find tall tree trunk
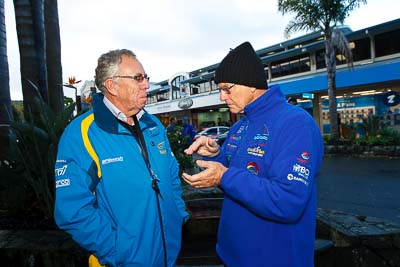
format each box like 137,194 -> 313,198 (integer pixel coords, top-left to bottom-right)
45,0 -> 63,115
13,0 -> 48,120
325,32 -> 339,139
0,0 -> 13,124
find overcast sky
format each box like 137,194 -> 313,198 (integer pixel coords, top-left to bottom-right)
4,0 -> 400,100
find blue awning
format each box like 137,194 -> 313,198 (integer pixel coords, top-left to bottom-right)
273,58 -> 400,95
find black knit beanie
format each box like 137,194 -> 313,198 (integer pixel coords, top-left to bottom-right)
214,41 -> 268,89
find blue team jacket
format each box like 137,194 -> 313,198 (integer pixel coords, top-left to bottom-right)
208,85 -> 324,267
54,94 -> 188,266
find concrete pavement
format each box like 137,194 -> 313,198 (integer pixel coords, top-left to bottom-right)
317,155 -> 400,224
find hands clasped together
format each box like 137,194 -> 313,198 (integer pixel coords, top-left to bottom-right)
182,136 -> 227,188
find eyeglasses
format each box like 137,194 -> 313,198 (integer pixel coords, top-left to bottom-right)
217,83 -> 236,94
113,74 -> 150,83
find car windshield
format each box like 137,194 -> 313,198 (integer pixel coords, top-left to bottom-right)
220,128 -> 229,134
206,128 -> 218,135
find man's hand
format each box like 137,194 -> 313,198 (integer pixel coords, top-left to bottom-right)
184,136 -> 220,157
182,160 -> 227,188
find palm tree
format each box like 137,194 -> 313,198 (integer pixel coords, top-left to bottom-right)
13,0 -> 48,121
44,0 -> 64,115
278,0 -> 367,139
0,0 -> 13,124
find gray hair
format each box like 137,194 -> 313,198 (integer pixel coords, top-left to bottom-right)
95,49 -> 136,93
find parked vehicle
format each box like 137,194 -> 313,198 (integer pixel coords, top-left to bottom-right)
214,132 -> 228,145
193,126 -> 229,144
199,121 -> 216,130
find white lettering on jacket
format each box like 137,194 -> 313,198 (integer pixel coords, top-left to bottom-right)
56,178 -> 71,188
55,165 -> 67,176
102,156 -> 124,165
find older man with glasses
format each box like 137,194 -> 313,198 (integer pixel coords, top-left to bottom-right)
183,42 -> 324,267
54,49 -> 188,267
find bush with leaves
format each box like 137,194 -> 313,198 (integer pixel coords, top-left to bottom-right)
341,124 -> 357,140
365,127 -> 400,146
1,93 -> 74,220
352,115 -> 400,146
166,125 -> 194,175
357,115 -> 384,139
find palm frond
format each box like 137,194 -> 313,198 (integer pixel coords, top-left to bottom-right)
332,28 -> 353,67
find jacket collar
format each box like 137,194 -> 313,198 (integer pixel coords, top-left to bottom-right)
243,84 -> 286,122
92,93 -> 157,133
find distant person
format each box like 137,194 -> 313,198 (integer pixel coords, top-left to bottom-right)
182,42 -> 324,266
167,116 -> 177,133
288,97 -> 298,105
54,49 -> 188,266
181,116 -> 196,145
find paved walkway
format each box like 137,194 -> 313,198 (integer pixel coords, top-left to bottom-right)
317,155 -> 400,224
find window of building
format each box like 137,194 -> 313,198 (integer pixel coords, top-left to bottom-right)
316,49 -> 326,69
171,76 -> 187,100
271,54 -> 310,78
157,91 -> 169,102
197,82 -> 208,94
375,29 -> 400,57
352,38 -> 371,61
191,85 -> 200,95
171,85 -> 181,100
146,94 -> 157,104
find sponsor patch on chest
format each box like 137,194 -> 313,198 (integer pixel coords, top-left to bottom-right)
247,146 -> 265,157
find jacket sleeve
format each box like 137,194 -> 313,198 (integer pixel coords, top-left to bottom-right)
54,127 -> 118,266
219,120 -> 323,223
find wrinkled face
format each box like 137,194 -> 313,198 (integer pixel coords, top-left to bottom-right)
105,55 -> 150,117
218,83 -> 255,114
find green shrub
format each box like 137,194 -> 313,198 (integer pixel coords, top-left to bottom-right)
166,126 -> 194,176
357,115 -> 384,139
2,94 -> 74,219
368,127 -> 400,146
341,124 -> 357,140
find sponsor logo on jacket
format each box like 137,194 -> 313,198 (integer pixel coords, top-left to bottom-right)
253,134 -> 269,141
237,126 -> 246,134
157,142 -> 167,154
229,134 -> 241,142
247,146 -> 265,157
55,165 -> 67,176
102,156 -> 124,165
297,151 -> 310,164
292,163 -> 310,179
56,178 -> 71,188
149,126 -> 159,136
247,162 -> 260,175
254,124 -> 269,141
287,173 -> 308,186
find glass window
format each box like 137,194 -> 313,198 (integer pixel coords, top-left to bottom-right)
191,85 -> 200,95
199,83 -> 208,94
220,128 -> 229,134
271,54 -> 310,78
375,29 -> 400,57
352,38 -> 371,61
146,94 -> 157,104
206,128 -> 218,135
316,49 -> 326,69
171,76 -> 187,100
157,91 -> 169,102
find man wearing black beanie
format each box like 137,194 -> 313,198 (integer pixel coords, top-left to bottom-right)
183,41 -> 324,267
